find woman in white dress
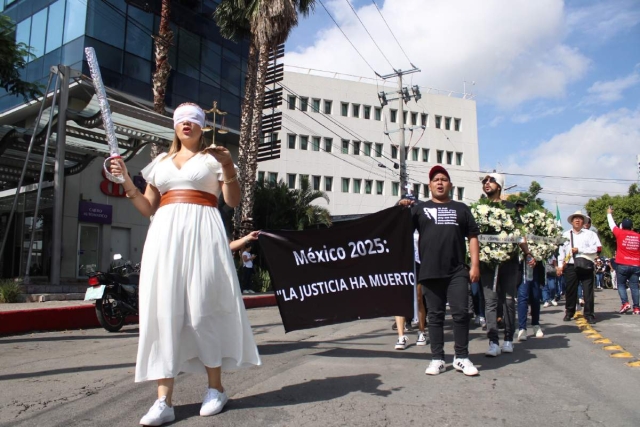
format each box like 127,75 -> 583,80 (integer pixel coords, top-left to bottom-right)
111,103 -> 261,426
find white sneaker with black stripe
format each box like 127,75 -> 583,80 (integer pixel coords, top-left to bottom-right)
416,332 -> 428,346
425,359 -> 446,375
394,335 -> 408,350
453,358 -> 479,376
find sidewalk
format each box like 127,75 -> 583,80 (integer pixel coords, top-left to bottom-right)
0,292 -> 276,336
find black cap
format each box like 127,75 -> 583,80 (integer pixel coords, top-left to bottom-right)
621,219 -> 633,230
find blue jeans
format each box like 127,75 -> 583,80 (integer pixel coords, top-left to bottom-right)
595,273 -> 604,288
616,264 -> 640,308
556,275 -> 565,297
542,275 -> 557,303
471,281 -> 485,317
517,280 -> 541,330
578,283 -> 583,300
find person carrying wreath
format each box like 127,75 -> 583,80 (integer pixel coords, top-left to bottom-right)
110,102 -> 261,426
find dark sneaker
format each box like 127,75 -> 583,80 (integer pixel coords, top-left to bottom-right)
563,314 -> 573,321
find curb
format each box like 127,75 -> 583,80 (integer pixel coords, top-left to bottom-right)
0,294 -> 276,336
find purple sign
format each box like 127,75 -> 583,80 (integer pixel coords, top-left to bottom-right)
78,201 -> 112,224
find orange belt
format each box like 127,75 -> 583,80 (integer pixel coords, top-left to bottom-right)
159,190 -> 218,208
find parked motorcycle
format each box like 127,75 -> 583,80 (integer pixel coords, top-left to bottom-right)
84,254 -> 140,332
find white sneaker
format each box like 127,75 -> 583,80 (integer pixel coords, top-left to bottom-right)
533,325 -> 544,338
394,335 -> 408,350
425,359 -> 446,375
502,341 -> 514,353
485,342 -> 501,357
453,357 -> 479,376
543,301 -> 550,308
416,332 -> 428,346
200,388 -> 228,416
139,396 -> 175,426
551,300 -> 558,307
517,329 -> 527,342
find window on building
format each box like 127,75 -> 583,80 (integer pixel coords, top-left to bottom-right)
300,136 -> 308,150
435,115 -> 442,128
454,118 -> 461,131
456,152 -> 463,166
64,0 -> 87,44
363,106 -> 371,119
437,150 -> 444,163
287,134 -> 296,149
446,151 -> 453,165
300,97 -> 309,112
268,172 -> 278,184
364,180 -> 372,194
422,148 -> 429,162
287,174 -> 296,189
391,145 -> 398,159
353,141 -> 360,155
411,112 -> 418,126
324,100 -> 333,114
312,137 -> 321,151
352,104 -> 360,118
413,183 -> 420,199
390,109 -> 397,123
325,176 -> 333,192
375,143 -> 383,157
445,117 -> 451,130
300,175 -> 309,187
46,0 -> 66,54
392,182 -> 400,197
423,184 -> 430,199
457,187 -> 465,201
421,113 -> 428,127
324,137 -> 333,153
312,98 -> 321,112
341,140 -> 349,154
364,142 -> 372,157
342,178 -> 350,193
403,111 -> 408,125
449,187 -> 454,199
313,175 -> 321,191
374,107 -> 382,121
411,148 -> 419,161
29,8 -> 47,59
376,180 -> 384,195
288,95 -> 296,110
353,179 -> 362,194
257,171 -> 265,182
341,102 -> 349,117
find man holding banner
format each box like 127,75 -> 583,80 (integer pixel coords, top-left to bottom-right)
401,165 -> 481,376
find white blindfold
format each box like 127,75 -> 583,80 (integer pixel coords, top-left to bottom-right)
173,104 -> 205,129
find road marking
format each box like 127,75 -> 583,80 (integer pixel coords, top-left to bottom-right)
573,314 -> 640,368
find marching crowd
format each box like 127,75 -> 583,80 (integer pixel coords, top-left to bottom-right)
396,167 -> 640,377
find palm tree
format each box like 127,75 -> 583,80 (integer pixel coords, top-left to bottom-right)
214,0 -> 316,238
292,177 -> 331,230
150,0 -> 173,159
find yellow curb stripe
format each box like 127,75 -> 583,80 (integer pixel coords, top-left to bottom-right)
585,334 -> 603,339
603,345 -> 624,351
610,352 -> 634,358
626,361 -> 640,367
592,338 -> 612,344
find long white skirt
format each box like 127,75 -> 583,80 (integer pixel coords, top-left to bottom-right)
135,203 -> 261,382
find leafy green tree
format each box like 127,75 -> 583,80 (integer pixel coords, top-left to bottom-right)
0,15 -> 41,101
507,180 -> 545,210
585,184 -> 640,255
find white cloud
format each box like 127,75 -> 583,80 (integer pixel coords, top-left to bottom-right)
503,108 -> 640,225
286,0 -> 590,108
511,106 -> 566,124
488,116 -> 504,127
567,0 -> 640,43
581,70 -> 640,105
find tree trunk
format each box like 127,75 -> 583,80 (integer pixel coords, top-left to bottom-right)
150,0 -> 173,159
234,40 -> 270,239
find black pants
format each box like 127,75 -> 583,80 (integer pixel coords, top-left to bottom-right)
481,257 -> 519,343
564,265 -> 595,319
423,270 -> 470,360
242,267 -> 254,291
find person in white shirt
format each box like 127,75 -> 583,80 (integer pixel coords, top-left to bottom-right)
241,243 -> 257,294
557,211 -> 601,324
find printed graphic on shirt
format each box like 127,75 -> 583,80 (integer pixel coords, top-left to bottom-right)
423,206 -> 459,225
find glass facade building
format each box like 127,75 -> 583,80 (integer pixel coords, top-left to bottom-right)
0,0 -> 249,131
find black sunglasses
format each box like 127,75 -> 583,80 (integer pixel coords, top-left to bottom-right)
482,177 -> 497,185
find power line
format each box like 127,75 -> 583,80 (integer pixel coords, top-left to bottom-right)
318,0 -> 380,77
343,0 -> 395,71
370,0 -> 414,67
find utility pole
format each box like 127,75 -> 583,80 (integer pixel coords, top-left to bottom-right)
379,67 -> 421,196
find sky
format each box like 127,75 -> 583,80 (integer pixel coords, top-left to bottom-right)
285,0 -> 640,227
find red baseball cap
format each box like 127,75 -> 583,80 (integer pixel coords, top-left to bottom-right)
429,165 -> 450,181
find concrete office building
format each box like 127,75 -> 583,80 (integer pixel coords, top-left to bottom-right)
258,70 -> 482,218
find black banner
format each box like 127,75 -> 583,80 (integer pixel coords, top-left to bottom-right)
258,206 -> 415,332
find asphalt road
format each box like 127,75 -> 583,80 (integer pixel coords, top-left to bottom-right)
1,288 -> 639,427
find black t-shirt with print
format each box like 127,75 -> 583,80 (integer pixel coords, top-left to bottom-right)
411,200 -> 479,281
